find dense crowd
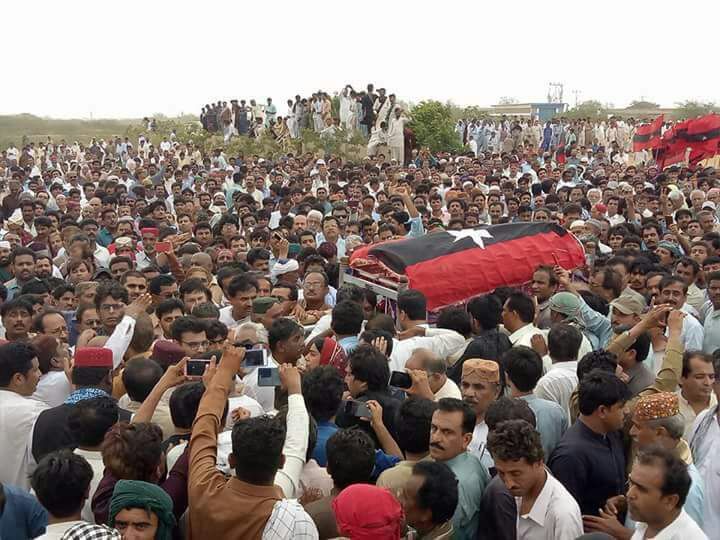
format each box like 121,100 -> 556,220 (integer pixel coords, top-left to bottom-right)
0,87 -> 719,540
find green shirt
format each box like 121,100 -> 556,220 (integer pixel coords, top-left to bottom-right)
442,452 -> 490,540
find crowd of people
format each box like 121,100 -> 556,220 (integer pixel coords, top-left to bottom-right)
0,87 -> 720,539
200,84 -> 412,155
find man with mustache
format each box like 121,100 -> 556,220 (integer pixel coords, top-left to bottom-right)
429,398 -> 490,540
0,240 -> 12,282
658,276 -> 704,351
461,359 -> 502,471
488,419 -> 583,540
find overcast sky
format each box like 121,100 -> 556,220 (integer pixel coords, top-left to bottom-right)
4,0 -> 717,119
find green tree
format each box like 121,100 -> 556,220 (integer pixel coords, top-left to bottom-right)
564,100 -> 607,120
673,100 -> 719,120
409,101 -> 463,153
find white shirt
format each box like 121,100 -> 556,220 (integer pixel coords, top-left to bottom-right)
516,470 -> 583,540
689,409 -> 720,539
269,210 -> 295,230
242,355 -> 279,413
509,324 -> 551,373
468,421 -> 493,470
73,448 -> 104,523
388,329 -> 466,372
631,509 -> 708,540
93,244 -> 111,269
225,394 -> 264,429
434,377 -> 462,401
219,306 -> 251,331
32,371 -> 73,408
0,389 -> 47,490
534,361 -> 579,422
677,390 -> 717,441
34,520 -> 87,540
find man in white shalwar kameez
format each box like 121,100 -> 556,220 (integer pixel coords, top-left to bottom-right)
0,342 -> 47,490
367,122 -> 389,157
388,107 -> 409,164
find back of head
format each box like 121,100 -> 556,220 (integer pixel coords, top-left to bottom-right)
365,313 -> 396,337
31,449 -> 93,518
547,323 -> 583,363
348,343 -> 390,392
122,358 -> 163,402
466,294 -> 503,330
503,346 -> 543,392
485,396 -> 536,431
101,422 -> 163,481
326,428 -> 375,489
436,307 -> 472,338
302,365 -> 344,422
578,369 -> 631,416
330,301 -> 364,336
268,317 -> 302,352
397,397 -> 437,455
169,382 -> 206,430
411,461 -> 459,526
231,415 -> 286,484
68,395 -> 119,448
577,350 -> 618,380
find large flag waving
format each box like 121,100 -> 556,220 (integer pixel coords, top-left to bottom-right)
684,113 -> 720,165
633,115 -> 664,151
350,223 -> 585,310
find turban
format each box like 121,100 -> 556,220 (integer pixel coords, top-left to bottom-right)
462,359 -> 500,384
548,292 -> 585,327
657,241 -> 682,259
332,484 -> 403,540
109,480 -> 175,540
7,209 -> 24,226
270,258 -> 299,282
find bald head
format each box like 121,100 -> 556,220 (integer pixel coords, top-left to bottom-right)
406,348 -> 445,374
190,252 -> 213,272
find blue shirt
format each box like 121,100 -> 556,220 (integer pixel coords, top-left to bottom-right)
0,484 -> 48,539
312,421 -> 338,467
519,394 -> 568,460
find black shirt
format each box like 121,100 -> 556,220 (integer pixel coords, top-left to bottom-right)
476,475 -> 516,540
335,389 -> 401,448
32,403 -> 131,462
548,419 -> 626,516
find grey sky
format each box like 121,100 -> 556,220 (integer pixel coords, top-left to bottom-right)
4,0 -> 717,119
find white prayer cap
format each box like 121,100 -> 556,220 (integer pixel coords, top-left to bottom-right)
0,241 -> 10,249
7,209 -> 24,226
271,259 -> 299,282
316,159 -> 326,165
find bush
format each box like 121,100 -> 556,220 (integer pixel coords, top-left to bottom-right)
409,101 -> 464,153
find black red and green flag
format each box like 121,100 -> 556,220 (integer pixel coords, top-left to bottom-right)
350,223 -> 585,310
632,115 -> 664,152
